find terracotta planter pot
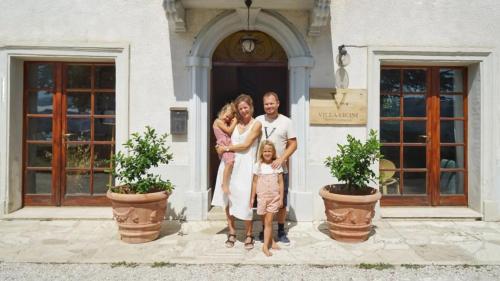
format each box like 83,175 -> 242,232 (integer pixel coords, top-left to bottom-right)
107,190 -> 169,243
319,185 -> 381,243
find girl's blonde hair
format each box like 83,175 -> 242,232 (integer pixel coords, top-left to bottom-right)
217,102 -> 236,119
258,140 -> 277,163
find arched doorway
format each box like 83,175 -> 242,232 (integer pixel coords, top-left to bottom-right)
209,31 -> 289,198
185,10 -> 313,220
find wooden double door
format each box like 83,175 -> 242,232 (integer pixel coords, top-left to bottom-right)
380,66 -> 468,206
23,62 -> 116,206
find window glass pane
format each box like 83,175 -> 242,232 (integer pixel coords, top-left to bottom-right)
66,171 -> 90,195
95,94 -> 115,115
95,65 -> 115,89
27,118 -> 52,141
403,95 -> 426,117
440,120 -> 464,143
67,118 -> 91,141
403,147 -> 426,168
380,146 -> 400,168
440,146 -> 465,169
93,172 -> 114,194
28,91 -> 53,114
403,121 -> 426,143
66,93 -> 91,115
66,144 -> 91,168
380,95 -> 400,117
440,171 -> 464,195
403,69 -> 426,93
403,172 -> 426,195
94,118 -> 115,141
440,69 -> 463,92
28,64 -> 54,89
380,121 -> 400,143
440,95 -> 464,118
380,69 -> 400,93
26,170 -> 52,194
94,145 -> 113,168
66,65 -> 91,88
28,144 -> 52,167
380,171 -> 400,195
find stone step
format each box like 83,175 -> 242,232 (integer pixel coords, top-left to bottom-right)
380,207 -> 482,220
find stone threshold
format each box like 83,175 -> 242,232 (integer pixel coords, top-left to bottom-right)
1,207 -> 113,220
380,206 -> 482,220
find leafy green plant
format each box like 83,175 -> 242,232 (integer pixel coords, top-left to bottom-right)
324,129 -> 382,194
109,126 -> 174,194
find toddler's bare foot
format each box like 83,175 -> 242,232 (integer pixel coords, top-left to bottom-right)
271,240 -> 280,250
262,245 -> 273,257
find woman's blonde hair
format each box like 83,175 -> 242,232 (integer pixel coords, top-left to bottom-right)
234,94 -> 254,121
217,102 -> 236,119
258,140 -> 277,163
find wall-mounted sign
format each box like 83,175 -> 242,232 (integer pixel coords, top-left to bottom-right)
309,88 -> 367,125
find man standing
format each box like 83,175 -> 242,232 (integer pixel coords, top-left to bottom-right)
256,91 -> 297,245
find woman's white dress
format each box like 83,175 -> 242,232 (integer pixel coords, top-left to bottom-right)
211,120 -> 259,220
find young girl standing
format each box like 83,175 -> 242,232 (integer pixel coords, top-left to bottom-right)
213,103 -> 237,195
250,140 -> 284,256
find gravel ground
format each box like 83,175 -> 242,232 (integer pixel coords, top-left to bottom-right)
1,262 -> 499,281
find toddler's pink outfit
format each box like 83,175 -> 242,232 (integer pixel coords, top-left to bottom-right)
254,163 -> 283,215
213,125 -> 235,164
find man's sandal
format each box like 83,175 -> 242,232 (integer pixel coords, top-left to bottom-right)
225,233 -> 237,248
244,235 -> 254,250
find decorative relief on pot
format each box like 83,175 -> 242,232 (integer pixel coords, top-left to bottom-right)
113,207 -> 134,223
328,209 -> 351,222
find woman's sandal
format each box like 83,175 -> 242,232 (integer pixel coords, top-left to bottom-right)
244,235 -> 254,250
225,233 -> 237,248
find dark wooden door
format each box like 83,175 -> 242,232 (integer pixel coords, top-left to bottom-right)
380,66 -> 468,206
209,65 -> 288,197
23,62 -> 115,206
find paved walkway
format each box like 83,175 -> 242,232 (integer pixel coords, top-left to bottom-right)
0,219 -> 500,265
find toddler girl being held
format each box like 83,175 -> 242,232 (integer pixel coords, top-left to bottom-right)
213,102 -> 237,194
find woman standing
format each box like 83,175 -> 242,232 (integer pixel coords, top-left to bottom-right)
212,94 -> 261,250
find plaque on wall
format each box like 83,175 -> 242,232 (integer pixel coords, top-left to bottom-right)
309,88 -> 367,125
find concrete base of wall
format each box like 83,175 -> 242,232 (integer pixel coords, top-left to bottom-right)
483,200 -> 500,221
184,189 -> 210,221
289,190 -> 313,221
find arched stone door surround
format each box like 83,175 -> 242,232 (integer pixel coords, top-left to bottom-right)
185,9 -> 314,220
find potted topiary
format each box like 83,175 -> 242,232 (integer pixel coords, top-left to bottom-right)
320,129 -> 382,243
107,126 -> 174,243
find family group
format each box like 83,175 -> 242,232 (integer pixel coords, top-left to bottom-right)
211,92 -> 297,257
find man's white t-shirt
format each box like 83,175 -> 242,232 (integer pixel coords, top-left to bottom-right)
256,114 -> 296,173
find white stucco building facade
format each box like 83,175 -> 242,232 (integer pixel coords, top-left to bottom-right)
1,0 -> 499,221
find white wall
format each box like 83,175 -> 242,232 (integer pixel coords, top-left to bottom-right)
1,0 -> 499,221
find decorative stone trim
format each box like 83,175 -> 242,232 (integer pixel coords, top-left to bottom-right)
308,0 -> 331,37
164,0 -> 187,32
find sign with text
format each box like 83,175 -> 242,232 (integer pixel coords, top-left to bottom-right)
309,88 -> 367,125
